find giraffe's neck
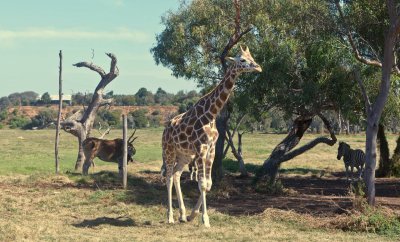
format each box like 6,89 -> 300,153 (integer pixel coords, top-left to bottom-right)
193,65 -> 240,119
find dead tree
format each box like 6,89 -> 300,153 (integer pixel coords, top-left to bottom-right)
61,53 -> 119,171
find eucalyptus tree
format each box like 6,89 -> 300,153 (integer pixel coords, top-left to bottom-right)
152,0 -> 268,181
152,0 -> 368,184
335,0 -> 400,205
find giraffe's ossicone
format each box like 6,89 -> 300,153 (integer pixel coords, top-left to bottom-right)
162,45 -> 262,227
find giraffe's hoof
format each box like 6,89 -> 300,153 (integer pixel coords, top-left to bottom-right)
179,217 -> 187,223
202,215 -> 210,228
167,216 -> 175,224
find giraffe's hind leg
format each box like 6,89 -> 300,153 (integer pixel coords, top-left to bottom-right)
164,150 -> 176,224
173,159 -> 187,222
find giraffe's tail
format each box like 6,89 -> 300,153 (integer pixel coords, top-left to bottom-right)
160,160 -> 166,177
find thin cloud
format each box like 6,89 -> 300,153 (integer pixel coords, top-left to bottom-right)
0,28 -> 149,42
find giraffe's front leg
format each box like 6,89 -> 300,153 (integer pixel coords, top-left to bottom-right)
199,176 -> 210,227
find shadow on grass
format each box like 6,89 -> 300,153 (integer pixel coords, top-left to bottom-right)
223,159 -> 324,177
66,170 -> 199,206
279,168 -> 324,176
73,216 -> 136,228
222,158 -> 259,174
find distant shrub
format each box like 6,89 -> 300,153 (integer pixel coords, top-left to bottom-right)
130,109 -> 149,128
24,109 -> 57,129
0,110 -> 7,121
151,110 -> 160,116
9,116 -> 30,129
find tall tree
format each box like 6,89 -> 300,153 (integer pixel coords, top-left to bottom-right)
335,0 -> 400,205
152,0 -> 259,181
61,53 -> 118,171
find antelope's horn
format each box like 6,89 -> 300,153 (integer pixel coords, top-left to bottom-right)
128,129 -> 137,143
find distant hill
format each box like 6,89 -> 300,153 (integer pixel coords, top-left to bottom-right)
8,105 -> 178,120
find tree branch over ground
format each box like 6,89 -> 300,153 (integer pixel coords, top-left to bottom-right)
257,113 -> 337,182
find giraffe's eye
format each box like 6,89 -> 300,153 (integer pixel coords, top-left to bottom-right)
240,59 -> 246,63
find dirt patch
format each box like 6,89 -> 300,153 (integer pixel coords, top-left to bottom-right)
207,173 -> 400,217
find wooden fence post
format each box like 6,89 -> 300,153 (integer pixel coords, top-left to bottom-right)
122,114 -> 128,189
55,50 -> 63,174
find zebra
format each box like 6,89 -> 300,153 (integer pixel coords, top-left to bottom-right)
337,141 -> 365,181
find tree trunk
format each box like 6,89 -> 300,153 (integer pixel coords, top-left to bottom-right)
258,116 -> 313,181
364,120 -> 378,205
338,111 -> 343,134
345,119 -> 350,135
212,106 -> 229,182
391,135 -> 400,176
237,132 -> 248,176
75,132 -> 87,170
226,129 -> 248,177
376,123 -> 392,177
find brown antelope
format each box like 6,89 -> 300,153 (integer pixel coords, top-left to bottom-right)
82,129 -> 138,175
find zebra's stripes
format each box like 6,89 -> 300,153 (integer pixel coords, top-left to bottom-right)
337,141 -> 365,181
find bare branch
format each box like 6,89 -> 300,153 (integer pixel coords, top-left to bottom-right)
278,114 -> 336,163
317,112 -> 337,143
220,0 -> 253,72
73,62 -> 106,78
335,1 -> 383,68
98,122 -> 111,139
100,98 -> 113,107
354,68 -> 372,112
106,52 -> 118,76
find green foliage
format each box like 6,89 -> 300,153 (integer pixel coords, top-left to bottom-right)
130,109 -> 149,128
0,110 -> 7,121
8,116 -> 30,129
154,87 -> 173,105
255,177 -> 285,195
24,109 -> 57,129
39,92 -> 52,105
7,91 -> 38,106
135,88 -> 155,106
346,207 -> 400,237
97,109 -> 122,127
0,96 -> 11,109
152,0 -> 367,124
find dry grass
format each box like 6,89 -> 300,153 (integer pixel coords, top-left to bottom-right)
0,128 -> 398,241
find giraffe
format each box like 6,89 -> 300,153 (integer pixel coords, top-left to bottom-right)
162,45 -> 262,227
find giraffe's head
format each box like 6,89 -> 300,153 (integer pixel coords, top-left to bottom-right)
226,45 -> 262,73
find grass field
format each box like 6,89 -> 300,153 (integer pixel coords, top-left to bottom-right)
0,128 -> 399,241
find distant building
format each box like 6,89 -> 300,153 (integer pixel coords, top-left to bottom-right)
37,94 -> 72,105
50,95 -> 72,105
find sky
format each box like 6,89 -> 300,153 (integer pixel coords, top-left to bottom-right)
0,0 -> 198,97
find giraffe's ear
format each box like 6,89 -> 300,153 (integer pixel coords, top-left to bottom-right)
225,56 -> 235,63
